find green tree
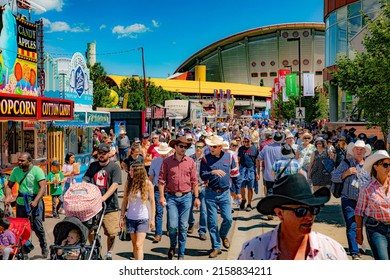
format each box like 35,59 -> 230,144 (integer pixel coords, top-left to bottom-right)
333,3 -> 390,142
118,77 -> 185,110
88,62 -> 111,109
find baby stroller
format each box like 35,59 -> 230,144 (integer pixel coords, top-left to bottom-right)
1,202 -> 33,260
49,182 -> 105,260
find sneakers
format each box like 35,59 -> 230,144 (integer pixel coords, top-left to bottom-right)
187,225 -> 194,234
105,252 -> 112,260
352,254 -> 360,260
209,249 -> 222,258
222,237 -> 230,249
152,235 -> 161,243
52,214 -> 60,219
245,205 -> 252,212
239,199 -> 247,210
58,209 -> 65,214
41,247 -> 49,259
199,234 -> 207,241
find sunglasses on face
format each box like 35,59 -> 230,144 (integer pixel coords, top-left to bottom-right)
379,162 -> 390,169
178,144 -> 188,149
195,145 -> 204,149
231,144 -> 238,147
98,151 -> 108,155
243,140 -> 250,143
280,206 -> 321,218
303,138 -> 311,140
209,146 -> 221,149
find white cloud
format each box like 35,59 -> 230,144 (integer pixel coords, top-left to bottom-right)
100,24 -> 107,30
152,20 -> 159,28
42,18 -> 89,33
112,24 -> 149,39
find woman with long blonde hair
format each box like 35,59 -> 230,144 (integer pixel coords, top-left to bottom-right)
120,162 -> 155,260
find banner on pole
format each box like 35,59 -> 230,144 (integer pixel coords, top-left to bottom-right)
282,87 -> 289,102
303,73 -> 315,97
286,73 -> 298,97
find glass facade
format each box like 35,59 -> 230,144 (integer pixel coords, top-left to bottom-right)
325,0 -> 384,67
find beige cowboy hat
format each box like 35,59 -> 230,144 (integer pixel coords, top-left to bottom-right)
205,135 -> 224,147
346,140 -> 371,157
154,142 -> 173,155
168,136 -> 193,149
222,141 -> 230,150
363,150 -> 390,172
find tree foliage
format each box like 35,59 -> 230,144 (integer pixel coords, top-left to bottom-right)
118,77 -> 185,110
333,3 -> 390,142
88,62 -> 111,109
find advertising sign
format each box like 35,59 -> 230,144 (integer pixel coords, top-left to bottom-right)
40,98 -> 74,120
0,6 -> 38,96
164,100 -> 189,118
87,111 -> 110,126
153,107 -> 165,119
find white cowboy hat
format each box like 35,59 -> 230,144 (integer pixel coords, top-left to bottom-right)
347,140 -> 371,157
205,135 -> 224,147
363,150 -> 390,172
222,141 -> 230,150
119,130 -> 126,134
154,142 -> 173,155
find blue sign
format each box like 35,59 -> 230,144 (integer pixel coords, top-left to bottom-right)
74,66 -> 85,97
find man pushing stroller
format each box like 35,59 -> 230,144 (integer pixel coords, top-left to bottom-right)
83,143 -> 122,260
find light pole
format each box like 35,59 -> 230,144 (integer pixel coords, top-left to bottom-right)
287,37 -> 301,107
138,47 -> 148,108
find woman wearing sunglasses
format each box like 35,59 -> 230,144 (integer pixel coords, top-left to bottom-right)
238,174 -> 348,260
296,132 -> 315,178
355,150 -> 390,260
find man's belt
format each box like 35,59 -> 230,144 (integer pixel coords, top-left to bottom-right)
167,191 -> 191,197
206,187 -> 229,193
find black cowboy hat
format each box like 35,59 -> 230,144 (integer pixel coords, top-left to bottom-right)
257,174 -> 330,215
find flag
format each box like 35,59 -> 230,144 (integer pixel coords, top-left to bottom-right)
286,73 -> 299,97
226,89 -> 231,100
282,87 -> 289,102
303,73 -> 315,97
213,89 -> 218,99
220,89 -> 224,99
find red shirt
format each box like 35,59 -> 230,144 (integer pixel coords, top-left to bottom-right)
158,154 -> 197,193
147,143 -> 161,159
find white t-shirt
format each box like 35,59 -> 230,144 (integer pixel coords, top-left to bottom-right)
126,191 -> 149,220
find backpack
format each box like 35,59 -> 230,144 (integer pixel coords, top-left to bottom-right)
330,159 -> 351,198
322,149 -> 335,175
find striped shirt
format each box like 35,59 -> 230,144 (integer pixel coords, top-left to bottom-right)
237,224 -> 348,260
355,177 -> 390,223
272,158 -> 302,180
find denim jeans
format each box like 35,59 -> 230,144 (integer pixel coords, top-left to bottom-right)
365,217 -> 390,260
166,192 -> 192,258
188,189 -> 207,235
341,198 -> 359,255
205,188 -> 232,250
16,199 -> 47,250
154,189 -> 166,237
52,194 -> 63,216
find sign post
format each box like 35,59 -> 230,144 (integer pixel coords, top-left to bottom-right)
296,107 -> 305,119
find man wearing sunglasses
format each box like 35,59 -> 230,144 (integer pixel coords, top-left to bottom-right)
158,136 -> 200,260
238,174 -> 348,260
83,143 -> 122,260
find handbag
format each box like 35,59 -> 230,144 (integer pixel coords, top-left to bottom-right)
331,159 -> 351,198
322,149 -> 335,175
118,227 -> 131,241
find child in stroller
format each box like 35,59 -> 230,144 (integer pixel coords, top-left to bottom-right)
56,228 -> 81,260
0,217 -> 16,260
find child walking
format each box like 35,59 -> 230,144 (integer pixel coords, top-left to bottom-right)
0,217 -> 16,260
47,160 -> 65,218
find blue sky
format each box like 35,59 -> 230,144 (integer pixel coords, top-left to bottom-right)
4,0 -> 324,78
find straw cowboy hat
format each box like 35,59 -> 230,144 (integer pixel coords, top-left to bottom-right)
154,142 -> 173,155
222,141 -> 230,150
119,130 -> 126,134
205,135 -> 224,147
257,173 -> 330,215
362,150 -> 390,172
168,136 -> 193,149
346,140 -> 371,157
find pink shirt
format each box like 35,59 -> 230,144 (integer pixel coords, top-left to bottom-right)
158,154 -> 197,193
355,177 -> 390,222
238,224 -> 348,260
147,143 -> 161,159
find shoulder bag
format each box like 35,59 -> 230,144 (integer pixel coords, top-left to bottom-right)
331,159 -> 351,198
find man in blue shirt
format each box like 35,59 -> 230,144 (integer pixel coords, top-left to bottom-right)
200,135 -> 238,258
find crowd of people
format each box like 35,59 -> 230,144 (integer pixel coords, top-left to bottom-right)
0,118 -> 389,261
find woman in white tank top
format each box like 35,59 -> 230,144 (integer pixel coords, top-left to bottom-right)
120,162 -> 155,260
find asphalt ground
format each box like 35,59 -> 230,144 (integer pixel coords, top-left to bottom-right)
23,170 -> 373,260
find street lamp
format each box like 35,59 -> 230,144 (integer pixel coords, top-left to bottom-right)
137,47 -> 148,108
287,37 -> 301,107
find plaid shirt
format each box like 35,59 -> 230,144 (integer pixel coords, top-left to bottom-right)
355,177 -> 390,223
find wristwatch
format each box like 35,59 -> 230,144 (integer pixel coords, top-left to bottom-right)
194,196 -> 199,199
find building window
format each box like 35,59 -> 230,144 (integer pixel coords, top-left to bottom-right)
282,32 -> 289,38
282,60 -> 289,66
303,59 -> 310,65
293,59 -> 299,66
293,31 -> 299,38
270,60 -> 275,66
251,72 -> 259,78
270,72 -> 277,77
260,72 -> 268,77
261,61 -> 266,66
315,71 -> 322,76
251,61 -> 256,67
303,30 -> 309,37
317,59 -> 322,65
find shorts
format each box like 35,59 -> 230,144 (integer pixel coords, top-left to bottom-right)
102,211 -> 120,237
126,218 -> 149,234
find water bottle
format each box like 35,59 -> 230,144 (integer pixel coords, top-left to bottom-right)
234,198 -> 241,207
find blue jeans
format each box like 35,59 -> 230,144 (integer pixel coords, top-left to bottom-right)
154,189 -> 165,237
166,193 -> 192,258
205,189 -> 232,250
188,189 -> 207,235
365,217 -> 390,260
341,198 -> 359,255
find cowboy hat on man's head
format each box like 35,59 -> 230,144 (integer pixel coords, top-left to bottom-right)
257,174 -> 330,215
205,135 -> 224,147
154,142 -> 173,155
168,136 -> 192,149
363,150 -> 390,172
346,140 -> 371,157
